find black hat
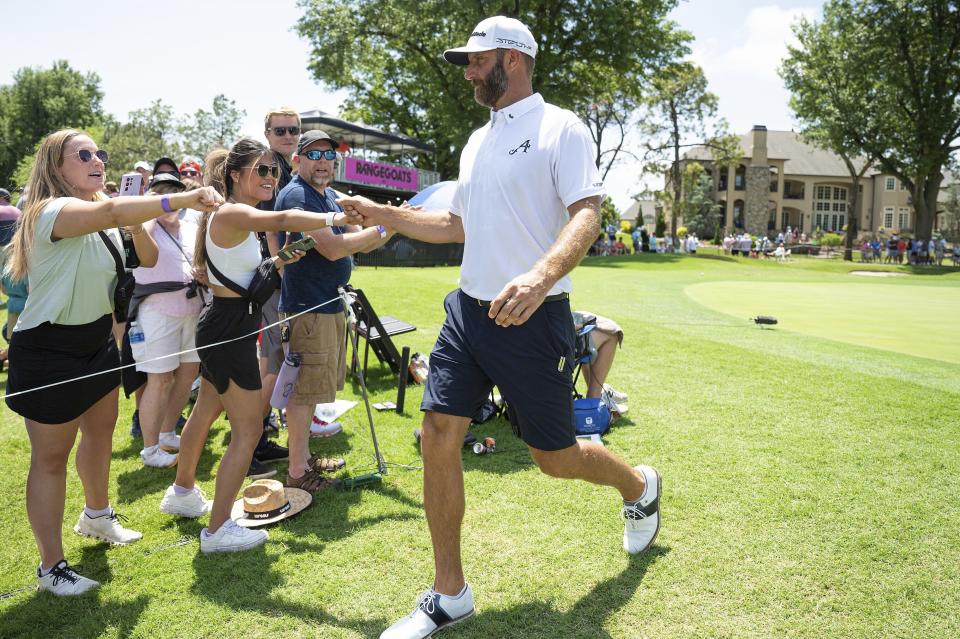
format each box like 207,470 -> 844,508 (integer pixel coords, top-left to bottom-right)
148,172 -> 185,191
0,188 -> 10,201
297,130 -> 336,154
153,157 -> 180,178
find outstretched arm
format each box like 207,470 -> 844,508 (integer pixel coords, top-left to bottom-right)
52,188 -> 222,240
336,196 -> 464,244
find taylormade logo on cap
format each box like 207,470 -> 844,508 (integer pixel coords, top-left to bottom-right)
443,16 -> 538,65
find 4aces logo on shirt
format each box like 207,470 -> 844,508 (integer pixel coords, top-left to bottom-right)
509,139 -> 532,155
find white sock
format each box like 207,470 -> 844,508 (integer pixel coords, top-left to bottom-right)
440,584 -> 468,600
84,505 -> 112,518
142,444 -> 159,455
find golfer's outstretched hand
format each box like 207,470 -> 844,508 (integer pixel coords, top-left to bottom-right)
488,271 -> 551,327
192,186 -> 224,212
337,194 -> 383,227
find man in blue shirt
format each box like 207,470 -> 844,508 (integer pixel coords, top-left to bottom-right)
275,129 -> 392,492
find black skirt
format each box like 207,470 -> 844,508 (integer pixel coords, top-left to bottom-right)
197,297 -> 262,394
5,314 -> 120,424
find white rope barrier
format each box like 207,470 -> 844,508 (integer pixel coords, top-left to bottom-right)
1,294 -> 344,401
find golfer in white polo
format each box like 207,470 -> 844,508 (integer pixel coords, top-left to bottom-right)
339,16 -> 661,639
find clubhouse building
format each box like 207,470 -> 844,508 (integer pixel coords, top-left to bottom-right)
673,125 -> 949,238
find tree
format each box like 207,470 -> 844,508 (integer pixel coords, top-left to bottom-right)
784,0 -> 960,241
640,61 -> 739,238
677,163 -> 723,240
296,0 -> 688,180
0,61 -> 104,188
600,196 -> 620,233
781,3 -> 877,261
101,100 -> 182,182
180,94 -> 246,160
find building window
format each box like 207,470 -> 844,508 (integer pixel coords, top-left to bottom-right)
813,185 -> 848,231
733,200 -> 744,228
898,207 -> 910,230
884,207 -> 894,228
734,165 -> 746,190
719,173 -> 728,191
885,177 -> 896,191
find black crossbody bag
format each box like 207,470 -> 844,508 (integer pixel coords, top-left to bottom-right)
98,231 -> 136,322
205,253 -> 279,312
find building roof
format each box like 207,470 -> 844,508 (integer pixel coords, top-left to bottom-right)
623,199 -> 656,222
684,129 -> 876,177
300,109 -> 434,155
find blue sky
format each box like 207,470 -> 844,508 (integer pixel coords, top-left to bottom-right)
2,0 -> 822,208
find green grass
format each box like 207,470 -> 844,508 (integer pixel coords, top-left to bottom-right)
1,254 -> 959,638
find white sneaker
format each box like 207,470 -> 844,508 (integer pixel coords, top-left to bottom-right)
603,384 -> 629,403
37,560 -> 99,596
200,519 -> 268,554
381,585 -> 475,639
141,445 -> 178,468
160,485 -> 212,518
310,419 -> 343,438
623,465 -> 661,554
158,431 -> 181,452
74,510 -> 143,545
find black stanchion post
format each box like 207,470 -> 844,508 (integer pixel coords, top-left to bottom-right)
397,346 -> 410,414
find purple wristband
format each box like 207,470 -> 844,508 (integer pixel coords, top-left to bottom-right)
160,195 -> 174,213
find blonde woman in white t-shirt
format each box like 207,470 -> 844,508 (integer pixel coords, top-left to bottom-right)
4,129 -> 223,596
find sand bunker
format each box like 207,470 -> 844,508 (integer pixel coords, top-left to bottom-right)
848,270 -> 908,277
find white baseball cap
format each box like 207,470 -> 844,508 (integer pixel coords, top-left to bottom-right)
133,161 -> 152,172
443,16 -> 538,65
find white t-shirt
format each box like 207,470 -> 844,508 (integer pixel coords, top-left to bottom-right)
451,93 -> 605,300
15,197 -> 122,331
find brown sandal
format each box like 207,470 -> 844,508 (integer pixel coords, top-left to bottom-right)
286,468 -> 334,493
309,455 -> 346,473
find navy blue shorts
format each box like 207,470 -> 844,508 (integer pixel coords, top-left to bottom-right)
421,289 -> 577,451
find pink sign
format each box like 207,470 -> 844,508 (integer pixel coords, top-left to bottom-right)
344,157 -> 419,191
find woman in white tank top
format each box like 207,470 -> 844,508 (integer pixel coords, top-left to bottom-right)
160,138 -> 351,554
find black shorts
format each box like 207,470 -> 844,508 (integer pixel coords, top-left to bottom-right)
6,314 -> 119,424
197,298 -> 262,395
421,289 -> 576,451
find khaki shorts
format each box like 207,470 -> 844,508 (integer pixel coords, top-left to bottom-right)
284,312 -> 346,405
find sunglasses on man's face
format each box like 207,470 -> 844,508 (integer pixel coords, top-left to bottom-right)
73,149 -> 109,164
270,126 -> 300,137
247,164 -> 280,179
181,170 -> 200,177
302,149 -> 338,161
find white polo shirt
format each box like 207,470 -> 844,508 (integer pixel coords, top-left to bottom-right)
451,92 -> 605,301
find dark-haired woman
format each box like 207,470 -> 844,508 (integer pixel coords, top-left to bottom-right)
5,129 -> 222,595
159,138 -> 352,553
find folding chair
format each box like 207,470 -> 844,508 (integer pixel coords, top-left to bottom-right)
344,284 -> 417,379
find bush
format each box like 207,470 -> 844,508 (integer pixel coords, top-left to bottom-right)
821,233 -> 844,247
677,226 -> 688,238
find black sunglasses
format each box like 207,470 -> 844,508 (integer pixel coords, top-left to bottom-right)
247,164 -> 280,179
74,149 -> 109,164
270,126 -> 300,137
302,149 -> 338,161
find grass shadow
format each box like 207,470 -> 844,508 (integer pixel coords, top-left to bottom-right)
0,544 -> 150,639
458,546 -> 671,638
190,544 -> 389,637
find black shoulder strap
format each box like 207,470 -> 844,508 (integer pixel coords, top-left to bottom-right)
205,253 -> 248,298
98,230 -> 125,280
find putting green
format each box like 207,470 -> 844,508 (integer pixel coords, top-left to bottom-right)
685,280 -> 960,364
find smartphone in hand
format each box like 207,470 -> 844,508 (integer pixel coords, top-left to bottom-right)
277,236 -> 317,261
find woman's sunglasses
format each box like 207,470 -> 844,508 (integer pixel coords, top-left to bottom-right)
73,149 -> 109,164
302,149 -> 338,161
247,164 -> 280,179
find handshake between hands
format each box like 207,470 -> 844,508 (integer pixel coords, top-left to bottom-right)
337,194 -> 421,230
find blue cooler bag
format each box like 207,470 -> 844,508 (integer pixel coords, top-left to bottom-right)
574,398 -> 611,436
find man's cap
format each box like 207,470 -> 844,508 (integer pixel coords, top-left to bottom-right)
153,157 -> 180,177
133,160 -> 152,173
297,129 -> 336,154
0,188 -> 10,201
148,172 -> 185,191
179,161 -> 202,174
443,16 -> 538,65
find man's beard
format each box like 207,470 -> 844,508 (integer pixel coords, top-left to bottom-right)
474,58 -> 508,108
307,170 -> 332,191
